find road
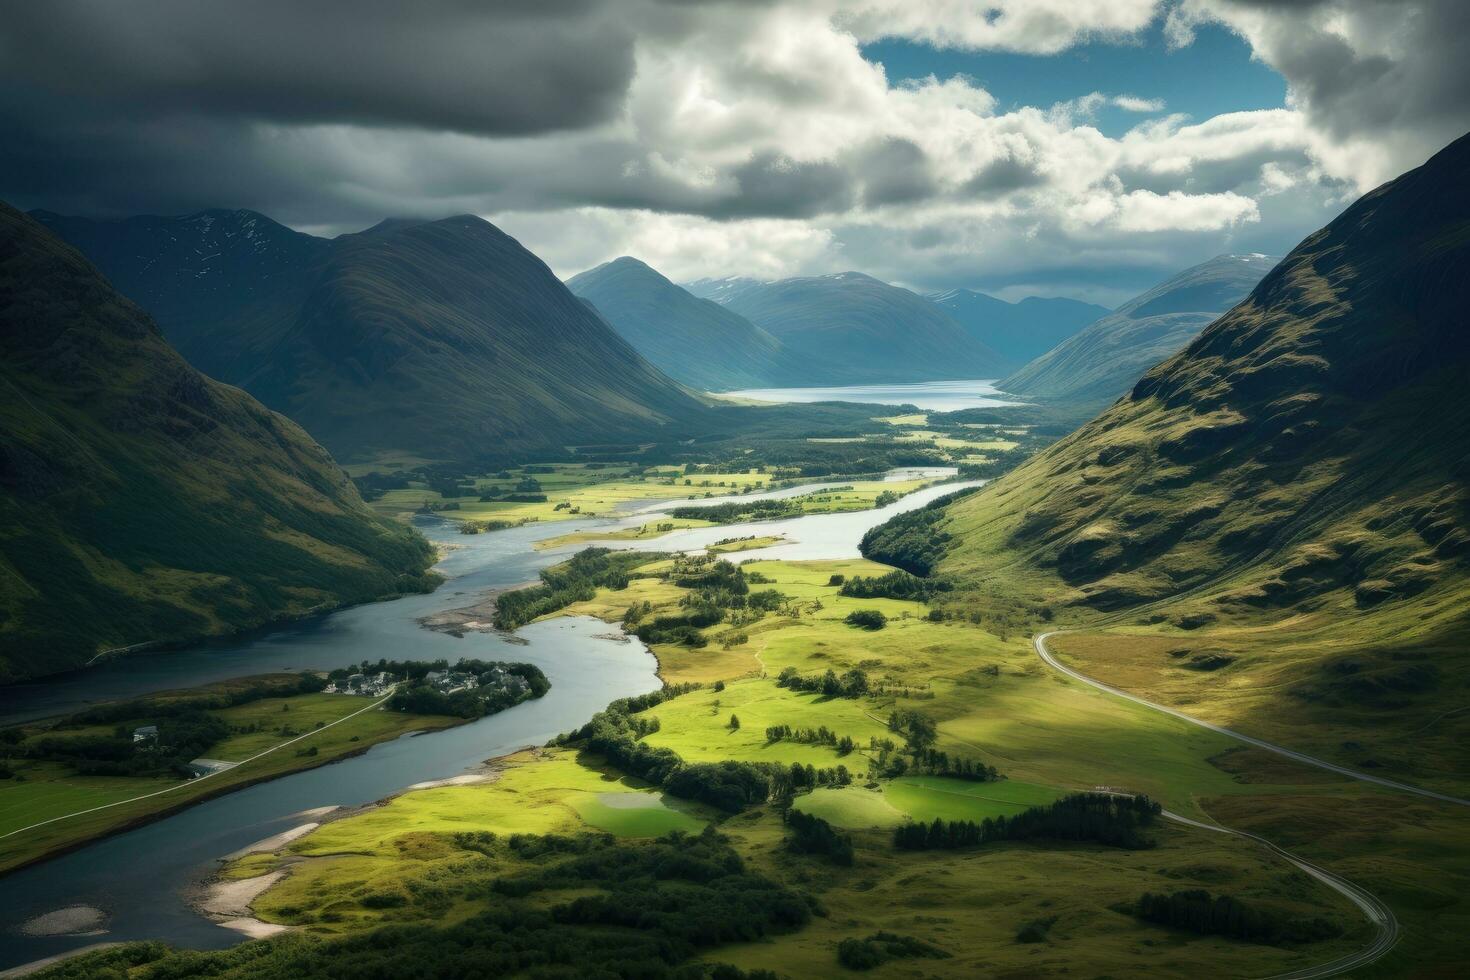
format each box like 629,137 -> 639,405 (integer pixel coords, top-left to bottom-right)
1033,632 -> 1470,808
1030,630 -> 1457,978
0,690 -> 396,844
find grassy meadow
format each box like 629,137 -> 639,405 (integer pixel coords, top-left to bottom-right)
185,554 -> 1464,977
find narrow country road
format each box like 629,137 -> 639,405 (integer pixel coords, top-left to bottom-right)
1033,632 -> 1470,808
1029,630 -> 1462,978
0,690 -> 397,844
1160,811 -> 1399,980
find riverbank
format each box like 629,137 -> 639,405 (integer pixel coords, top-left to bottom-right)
0,684 -> 467,877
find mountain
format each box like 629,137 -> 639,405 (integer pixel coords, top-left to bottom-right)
930,289 -> 1109,365
685,272 -> 1007,385
31,209 -> 329,384
935,134 -> 1470,764
35,212 -> 705,461
997,254 -> 1276,407
0,203 -> 437,683
567,256 -> 788,391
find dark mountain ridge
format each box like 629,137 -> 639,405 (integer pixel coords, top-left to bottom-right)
0,203 -> 436,682
35,211 -> 705,461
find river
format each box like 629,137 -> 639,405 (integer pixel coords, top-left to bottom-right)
0,474 -> 979,967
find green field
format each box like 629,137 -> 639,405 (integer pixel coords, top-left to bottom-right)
882,775 -> 1066,822
184,554 -> 1430,978
570,791 -> 704,836
0,680 -> 462,873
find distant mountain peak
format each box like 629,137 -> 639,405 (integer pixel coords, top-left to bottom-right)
999,253 -> 1274,406
568,256 -> 785,391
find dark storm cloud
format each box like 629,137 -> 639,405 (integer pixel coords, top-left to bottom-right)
852,138 -> 938,207
960,154 -> 1047,197
703,152 -> 856,219
0,0 -> 642,221
1115,145 -> 1316,196
0,0 -> 636,136
1183,0 -> 1470,181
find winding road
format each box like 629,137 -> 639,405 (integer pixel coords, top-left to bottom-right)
1029,630 -> 1469,978
1034,632 -> 1470,809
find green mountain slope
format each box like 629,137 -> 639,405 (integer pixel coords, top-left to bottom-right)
35,212 -> 705,462
998,255 -> 1275,408
932,134 -> 1470,775
0,203 -> 438,683
687,272 -> 1007,385
566,256 -> 788,391
930,288 -> 1109,366
239,217 -> 703,460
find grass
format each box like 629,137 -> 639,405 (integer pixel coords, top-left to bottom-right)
882,775 -> 1066,822
1045,621 -> 1470,797
792,785 -> 906,828
534,518 -> 714,551
707,535 -> 786,554
174,556 -> 1464,976
570,791 -> 704,836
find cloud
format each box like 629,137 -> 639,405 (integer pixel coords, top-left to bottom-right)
835,0 -> 1161,54
0,1 -> 637,136
1,0 -> 1458,301
1113,95 -> 1166,113
1167,0 -> 1470,188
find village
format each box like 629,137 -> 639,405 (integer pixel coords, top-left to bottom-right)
324,663 -> 533,700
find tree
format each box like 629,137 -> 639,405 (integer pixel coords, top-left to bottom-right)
729,714 -> 741,731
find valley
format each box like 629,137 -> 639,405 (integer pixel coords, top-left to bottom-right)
2,44 -> 1467,979
6,439 -> 1464,976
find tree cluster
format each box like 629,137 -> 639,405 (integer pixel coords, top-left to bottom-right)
892,793 -> 1162,851
764,724 -> 857,756
784,810 -> 853,865
669,499 -> 796,524
776,666 -> 869,698
857,486 -> 981,575
51,830 -> 798,980
27,709 -> 230,778
495,548 -> 664,630
1135,890 -> 1342,945
839,570 -> 953,602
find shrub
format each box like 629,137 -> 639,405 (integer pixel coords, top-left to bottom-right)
785,810 -> 853,865
845,609 -> 887,630
836,932 -> 949,970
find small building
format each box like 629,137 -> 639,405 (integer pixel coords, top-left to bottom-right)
425,670 -> 447,684
133,725 -> 159,743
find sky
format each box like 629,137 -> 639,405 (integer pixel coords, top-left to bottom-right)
2,0 -> 1468,305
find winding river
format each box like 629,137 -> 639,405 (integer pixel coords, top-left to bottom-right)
0,474 -> 977,968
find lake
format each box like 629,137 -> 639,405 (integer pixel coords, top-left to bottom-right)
722,378 -> 1023,412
